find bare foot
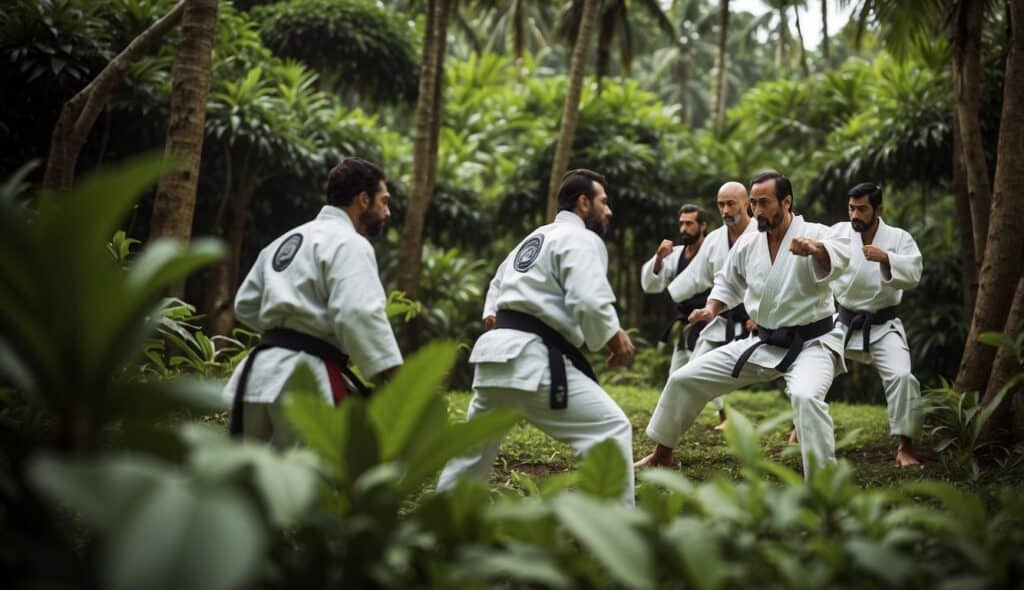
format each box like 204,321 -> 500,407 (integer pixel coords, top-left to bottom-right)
788,428 -> 799,444
634,444 -> 676,469
896,437 -> 921,467
713,417 -> 729,432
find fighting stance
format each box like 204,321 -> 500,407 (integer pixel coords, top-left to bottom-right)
640,204 -> 711,378
831,182 -> 923,467
223,157 -> 403,447
437,169 -> 637,503
657,182 -> 759,431
636,171 -> 851,476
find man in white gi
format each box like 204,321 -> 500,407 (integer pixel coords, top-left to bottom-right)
831,182 -> 923,467
223,157 -> 403,447
635,171 -> 851,476
641,205 -> 709,366
641,183 -> 759,433
437,169 -> 637,503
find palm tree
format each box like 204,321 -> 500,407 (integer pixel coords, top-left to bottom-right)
821,0 -> 830,68
398,0 -> 451,329
545,0 -> 600,221
792,0 -> 811,76
472,0 -> 557,59
149,0 -> 219,294
554,0 -> 676,94
711,0 -> 729,132
647,0 -> 718,126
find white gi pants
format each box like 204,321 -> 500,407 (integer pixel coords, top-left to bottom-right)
671,337 -> 727,412
844,330 -> 923,439
241,399 -> 298,449
647,338 -> 838,476
437,365 -> 635,504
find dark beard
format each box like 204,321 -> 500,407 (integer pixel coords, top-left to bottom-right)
679,232 -> 699,245
757,210 -> 784,232
361,211 -> 387,239
584,209 -> 608,237
851,217 -> 874,233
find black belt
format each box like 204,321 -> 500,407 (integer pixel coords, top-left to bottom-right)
494,310 -> 597,409
837,304 -> 899,352
660,297 -> 709,351
731,316 -> 835,378
721,304 -> 751,342
229,328 -> 370,437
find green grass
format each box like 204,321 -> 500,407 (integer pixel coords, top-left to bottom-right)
443,385 -> 1011,495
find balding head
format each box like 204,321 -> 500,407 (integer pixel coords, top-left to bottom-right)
716,181 -> 750,227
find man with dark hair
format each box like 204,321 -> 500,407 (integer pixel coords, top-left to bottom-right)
830,182 -> 923,466
636,171 -> 851,477
438,168 -> 637,503
640,182 -> 759,439
223,156 -> 402,446
641,203 -> 710,371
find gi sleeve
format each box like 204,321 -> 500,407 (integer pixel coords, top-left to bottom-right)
324,240 -> 403,378
640,247 -> 679,293
667,244 -> 714,303
881,230 -> 923,290
234,251 -> 265,329
482,256 -> 510,319
709,240 -> 746,310
557,233 -> 621,351
810,223 -> 851,283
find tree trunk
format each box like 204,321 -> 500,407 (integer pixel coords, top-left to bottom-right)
953,111 -> 978,321
43,1 -> 185,191
956,0 -> 1024,395
545,0 -> 600,221
204,173 -> 257,337
821,0 -> 830,69
397,0 -> 450,309
149,0 -> 219,298
793,5 -> 810,77
711,0 -> 730,133
952,0 -> 992,263
982,273 -> 1023,441
775,9 -> 789,70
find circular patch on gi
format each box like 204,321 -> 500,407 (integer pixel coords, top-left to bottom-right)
513,234 -> 544,272
272,233 -> 303,272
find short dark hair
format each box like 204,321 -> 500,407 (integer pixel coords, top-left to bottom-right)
750,170 -> 793,211
557,168 -> 607,211
678,203 -> 709,231
325,157 -> 386,207
848,182 -> 882,208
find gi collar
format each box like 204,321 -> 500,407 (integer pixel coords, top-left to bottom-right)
317,205 -> 357,229
555,210 -> 585,227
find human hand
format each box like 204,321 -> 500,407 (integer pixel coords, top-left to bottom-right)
745,319 -> 757,332
655,239 -> 674,260
789,237 -> 823,257
688,307 -> 715,325
484,315 -> 496,328
862,245 -> 889,264
605,329 -> 635,368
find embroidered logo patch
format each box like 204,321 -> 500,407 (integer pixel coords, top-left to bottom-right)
272,233 -> 303,271
513,234 -> 544,272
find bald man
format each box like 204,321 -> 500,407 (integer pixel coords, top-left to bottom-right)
639,182 -> 756,441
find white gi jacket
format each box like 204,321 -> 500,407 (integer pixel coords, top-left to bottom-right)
657,223 -> 759,344
223,206 -> 403,404
472,211 -> 621,391
709,215 -> 852,368
830,218 -> 922,351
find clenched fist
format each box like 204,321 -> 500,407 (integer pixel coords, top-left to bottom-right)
862,245 -> 889,264
789,236 -> 823,257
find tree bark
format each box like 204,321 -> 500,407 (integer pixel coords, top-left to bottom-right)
821,0 -> 830,69
793,5 -> 810,77
204,173 -> 257,337
982,274 -> 1023,441
956,0 -> 1024,395
149,0 -> 219,264
398,0 -> 450,306
711,0 -> 730,133
952,0 -> 992,262
775,8 -> 789,70
545,0 -> 600,221
678,47 -> 690,126
953,111 -> 978,322
43,1 -> 186,191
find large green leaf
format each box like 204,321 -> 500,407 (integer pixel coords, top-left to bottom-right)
552,493 -> 655,590
577,438 -> 628,500
452,543 -> 572,589
282,364 -> 349,478
722,408 -> 761,468
664,516 -> 726,590
368,339 -> 458,460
